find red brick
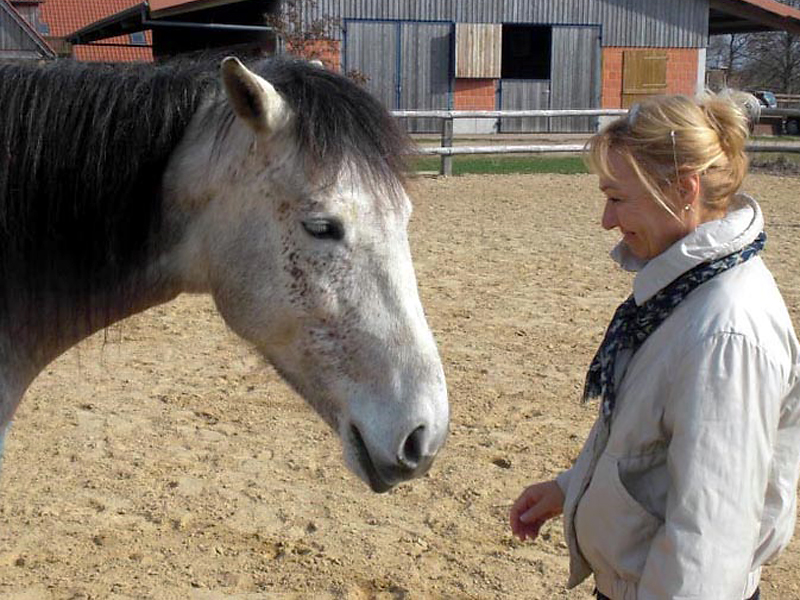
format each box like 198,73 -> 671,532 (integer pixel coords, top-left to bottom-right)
454,78 -> 496,110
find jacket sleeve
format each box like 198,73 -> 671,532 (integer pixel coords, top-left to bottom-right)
556,467 -> 573,495
637,333 -> 784,599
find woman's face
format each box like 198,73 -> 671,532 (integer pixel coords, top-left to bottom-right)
599,152 -> 691,261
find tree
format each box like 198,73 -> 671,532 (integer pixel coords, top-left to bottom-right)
707,34 -> 749,73
707,0 -> 800,93
264,0 -> 367,83
737,28 -> 800,93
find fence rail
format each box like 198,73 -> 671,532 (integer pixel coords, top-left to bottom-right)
392,108 -> 800,176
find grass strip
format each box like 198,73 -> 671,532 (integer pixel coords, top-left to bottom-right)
410,154 -> 589,175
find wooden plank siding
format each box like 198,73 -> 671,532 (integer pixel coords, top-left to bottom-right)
455,23 -> 500,79
0,1 -> 52,59
312,0 -> 708,48
499,80 -> 550,133
551,26 -> 602,131
400,21 -> 453,132
343,20 -> 399,111
343,20 -> 452,133
10,4 -> 46,35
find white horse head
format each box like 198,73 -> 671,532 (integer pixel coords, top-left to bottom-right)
165,57 -> 449,491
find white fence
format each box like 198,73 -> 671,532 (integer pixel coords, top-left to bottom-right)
392,108 -> 800,176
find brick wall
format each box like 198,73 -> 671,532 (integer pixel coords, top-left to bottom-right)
601,47 -> 699,108
666,48 -> 699,97
454,78 -> 497,110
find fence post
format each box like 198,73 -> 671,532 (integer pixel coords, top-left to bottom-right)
441,117 -> 453,177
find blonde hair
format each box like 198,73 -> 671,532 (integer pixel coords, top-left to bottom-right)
586,91 -> 758,218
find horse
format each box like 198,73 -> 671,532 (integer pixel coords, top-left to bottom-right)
0,55 -> 449,494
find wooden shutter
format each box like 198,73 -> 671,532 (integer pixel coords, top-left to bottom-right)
455,23 -> 501,78
622,50 -> 667,108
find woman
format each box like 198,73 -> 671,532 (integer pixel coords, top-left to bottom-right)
510,93 -> 800,599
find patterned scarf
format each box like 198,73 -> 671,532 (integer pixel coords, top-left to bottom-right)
583,231 -> 766,421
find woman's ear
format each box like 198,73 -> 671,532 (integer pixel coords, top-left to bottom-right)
679,173 -> 701,207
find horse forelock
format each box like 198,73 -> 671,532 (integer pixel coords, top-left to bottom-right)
245,58 -> 411,206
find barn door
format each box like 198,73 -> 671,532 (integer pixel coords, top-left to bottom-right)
550,26 -> 601,132
499,80 -> 550,132
343,21 -> 400,113
621,49 -> 668,108
400,22 -> 453,133
344,20 -> 453,133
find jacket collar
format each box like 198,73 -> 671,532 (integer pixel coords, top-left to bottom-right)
610,194 -> 764,305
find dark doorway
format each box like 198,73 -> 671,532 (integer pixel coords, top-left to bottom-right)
501,24 -> 552,79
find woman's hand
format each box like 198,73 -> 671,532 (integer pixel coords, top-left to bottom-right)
509,479 -> 565,542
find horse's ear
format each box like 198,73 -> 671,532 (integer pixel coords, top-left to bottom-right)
220,57 -> 291,135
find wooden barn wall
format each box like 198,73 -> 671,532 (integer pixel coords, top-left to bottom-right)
10,4 -> 45,35
499,80 -> 550,133
400,22 -> 452,132
550,26 -> 601,132
0,6 -> 42,58
344,20 -> 399,111
317,0 -> 708,47
455,23 -> 501,78
499,25 -> 600,133
344,20 -> 452,133
598,0 -> 708,48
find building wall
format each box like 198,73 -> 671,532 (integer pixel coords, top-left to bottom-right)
453,78 -> 495,110
10,2 -> 46,35
0,1 -> 51,59
601,47 -> 700,108
322,1 -> 708,131
320,0 -> 709,48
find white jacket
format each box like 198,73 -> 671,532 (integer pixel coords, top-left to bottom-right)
557,195 -> 800,600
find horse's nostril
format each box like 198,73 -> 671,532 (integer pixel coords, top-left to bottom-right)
398,425 -> 425,470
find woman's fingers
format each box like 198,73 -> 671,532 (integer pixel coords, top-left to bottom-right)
509,480 -> 565,541
515,518 -> 543,541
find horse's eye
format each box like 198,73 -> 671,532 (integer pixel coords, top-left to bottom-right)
302,218 -> 344,241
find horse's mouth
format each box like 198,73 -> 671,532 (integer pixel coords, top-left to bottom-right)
349,425 -> 394,493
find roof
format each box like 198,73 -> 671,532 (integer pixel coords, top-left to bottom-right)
0,0 -> 55,58
710,0 -> 800,35
149,0 -> 255,18
40,0 -> 152,62
64,0 -> 274,59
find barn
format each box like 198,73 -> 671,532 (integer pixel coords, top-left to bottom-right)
304,0 -> 800,133
5,0 -> 800,133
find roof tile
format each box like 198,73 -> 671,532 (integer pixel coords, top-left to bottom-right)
40,0 -> 152,62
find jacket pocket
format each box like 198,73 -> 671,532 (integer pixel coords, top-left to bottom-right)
616,447 -> 668,522
575,453 -> 663,581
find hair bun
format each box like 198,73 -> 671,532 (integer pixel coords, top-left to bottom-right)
698,90 -> 755,158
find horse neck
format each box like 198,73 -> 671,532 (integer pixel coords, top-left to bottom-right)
0,244 -> 183,421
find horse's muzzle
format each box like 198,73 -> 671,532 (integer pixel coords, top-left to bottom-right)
349,424 -> 436,493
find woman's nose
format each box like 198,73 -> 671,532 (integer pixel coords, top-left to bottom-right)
601,200 -> 618,230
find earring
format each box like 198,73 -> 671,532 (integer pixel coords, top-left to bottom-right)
684,204 -> 692,212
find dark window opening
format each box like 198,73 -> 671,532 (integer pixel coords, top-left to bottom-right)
501,24 -> 551,80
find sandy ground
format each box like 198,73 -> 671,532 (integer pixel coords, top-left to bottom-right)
1,173 -> 799,599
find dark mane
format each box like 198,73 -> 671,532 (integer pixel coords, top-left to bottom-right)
246,58 -> 410,186
0,56 -> 410,324
0,59 -> 216,308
